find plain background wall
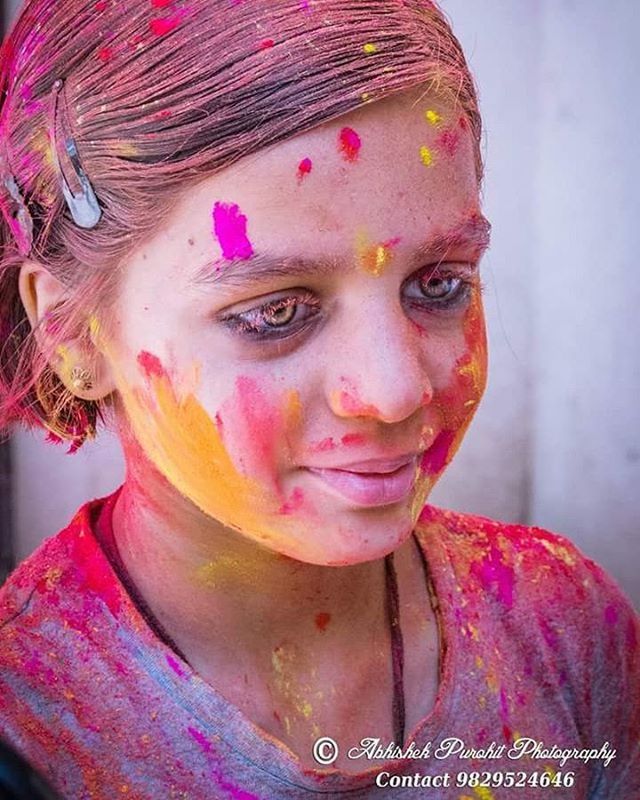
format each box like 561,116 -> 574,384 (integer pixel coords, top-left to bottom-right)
3,1 -> 639,606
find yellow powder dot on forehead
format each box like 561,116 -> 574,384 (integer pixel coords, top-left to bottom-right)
419,145 -> 434,167
363,42 -> 377,54
425,109 -> 442,126
354,229 -> 396,277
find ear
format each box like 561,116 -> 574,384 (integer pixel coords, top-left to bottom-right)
18,261 -> 116,401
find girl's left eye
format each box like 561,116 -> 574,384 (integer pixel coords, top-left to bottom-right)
220,291 -> 320,341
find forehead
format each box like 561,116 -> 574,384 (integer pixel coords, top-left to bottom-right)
139,89 -> 481,291
219,90 -> 479,246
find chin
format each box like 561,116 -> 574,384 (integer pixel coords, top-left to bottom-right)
270,502 -> 418,567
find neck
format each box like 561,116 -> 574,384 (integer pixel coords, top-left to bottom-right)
111,459 -> 395,673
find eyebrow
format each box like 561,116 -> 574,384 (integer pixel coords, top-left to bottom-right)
190,213 -> 492,289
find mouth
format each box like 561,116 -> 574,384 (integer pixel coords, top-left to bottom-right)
304,455 -> 419,508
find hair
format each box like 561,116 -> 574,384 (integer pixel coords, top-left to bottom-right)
0,0 -> 482,450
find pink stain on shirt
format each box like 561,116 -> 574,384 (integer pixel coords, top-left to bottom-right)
166,654 -> 188,678
296,157 -> 313,182
338,127 -> 362,162
212,202 -> 254,261
472,543 -> 515,610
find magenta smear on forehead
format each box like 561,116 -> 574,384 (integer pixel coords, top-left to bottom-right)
297,157 -> 313,182
212,201 -> 254,261
338,127 -> 361,162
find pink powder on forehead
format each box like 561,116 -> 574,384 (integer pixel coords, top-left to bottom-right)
338,127 -> 362,162
297,157 -> 313,182
435,128 -> 461,157
212,202 -> 254,261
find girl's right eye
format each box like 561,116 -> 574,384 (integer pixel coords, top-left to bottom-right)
219,290 -> 321,342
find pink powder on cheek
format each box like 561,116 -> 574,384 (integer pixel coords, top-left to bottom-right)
212,201 -> 254,261
137,350 -> 165,379
338,127 -> 361,162
420,430 -> 455,473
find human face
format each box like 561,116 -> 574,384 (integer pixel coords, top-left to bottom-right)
101,88 -> 490,566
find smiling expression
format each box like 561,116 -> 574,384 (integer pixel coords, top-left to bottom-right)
100,87 -> 490,565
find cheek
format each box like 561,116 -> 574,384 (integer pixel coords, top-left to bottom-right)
117,354 -> 311,543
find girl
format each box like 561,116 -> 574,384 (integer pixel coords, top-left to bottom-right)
0,1 -> 637,798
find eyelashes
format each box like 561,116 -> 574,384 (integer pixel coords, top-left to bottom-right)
219,265 -> 483,344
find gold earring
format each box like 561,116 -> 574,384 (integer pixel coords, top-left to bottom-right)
70,366 -> 93,393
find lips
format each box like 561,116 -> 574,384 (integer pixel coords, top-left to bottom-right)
305,453 -> 419,507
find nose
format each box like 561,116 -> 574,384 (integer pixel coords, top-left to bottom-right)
326,304 -> 433,424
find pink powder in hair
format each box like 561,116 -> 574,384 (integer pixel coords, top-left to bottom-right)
296,157 -> 312,182
97,46 -> 113,63
95,0 -> 109,10
259,38 -> 275,49
152,0 -> 173,7
212,202 -> 254,261
338,127 -> 361,162
150,15 -> 181,36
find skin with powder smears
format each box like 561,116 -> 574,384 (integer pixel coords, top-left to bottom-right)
99,89 -> 490,573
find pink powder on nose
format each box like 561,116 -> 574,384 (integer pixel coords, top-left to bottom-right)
338,127 -> 361,162
212,202 -> 254,261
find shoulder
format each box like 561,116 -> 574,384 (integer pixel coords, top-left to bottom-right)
415,503 -> 635,622
0,496 -> 119,630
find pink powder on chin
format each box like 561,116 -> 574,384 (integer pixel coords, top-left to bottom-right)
212,202 -> 254,261
338,127 -> 361,162
297,157 -> 313,182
